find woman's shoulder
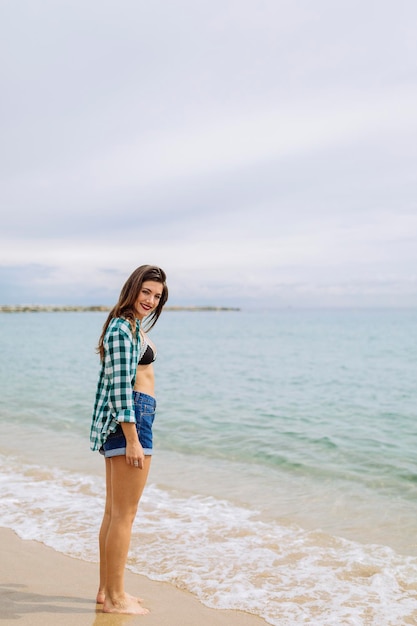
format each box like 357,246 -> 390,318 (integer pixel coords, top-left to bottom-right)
106,317 -> 138,338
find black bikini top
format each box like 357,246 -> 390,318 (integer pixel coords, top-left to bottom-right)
138,332 -> 156,365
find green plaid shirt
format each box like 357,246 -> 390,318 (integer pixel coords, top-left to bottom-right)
90,317 -> 141,451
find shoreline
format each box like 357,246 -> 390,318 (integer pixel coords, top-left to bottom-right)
0,305 -> 241,313
0,527 -> 267,626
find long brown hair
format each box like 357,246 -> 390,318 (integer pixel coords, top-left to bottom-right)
97,265 -> 168,360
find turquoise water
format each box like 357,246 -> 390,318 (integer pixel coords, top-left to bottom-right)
1,309 -> 417,625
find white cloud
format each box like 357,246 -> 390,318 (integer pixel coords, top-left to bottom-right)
1,0 -> 417,306
47,86 -> 417,196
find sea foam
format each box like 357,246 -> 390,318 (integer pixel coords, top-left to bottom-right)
1,453 -> 417,626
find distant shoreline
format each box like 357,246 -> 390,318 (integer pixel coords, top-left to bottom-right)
0,305 -> 240,313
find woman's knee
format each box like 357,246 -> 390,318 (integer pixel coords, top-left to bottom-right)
110,506 -> 138,526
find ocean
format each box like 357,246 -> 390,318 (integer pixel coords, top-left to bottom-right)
0,308 -> 416,625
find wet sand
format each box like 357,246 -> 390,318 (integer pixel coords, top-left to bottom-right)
0,527 -> 267,626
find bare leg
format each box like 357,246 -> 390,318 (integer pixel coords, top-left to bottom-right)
96,457 -> 148,606
96,458 -> 112,604
102,455 -> 151,615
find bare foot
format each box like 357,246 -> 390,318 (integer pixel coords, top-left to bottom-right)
96,591 -> 143,604
96,590 -> 106,604
103,594 -> 149,615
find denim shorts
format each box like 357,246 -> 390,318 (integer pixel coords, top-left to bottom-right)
102,392 -> 156,457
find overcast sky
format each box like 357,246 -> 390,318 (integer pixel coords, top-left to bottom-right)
1,0 -> 417,308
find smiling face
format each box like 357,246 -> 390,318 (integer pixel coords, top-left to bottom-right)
134,280 -> 164,320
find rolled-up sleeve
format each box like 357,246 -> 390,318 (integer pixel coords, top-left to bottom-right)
104,326 -> 136,423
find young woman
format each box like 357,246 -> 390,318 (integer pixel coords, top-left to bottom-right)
90,265 -> 168,615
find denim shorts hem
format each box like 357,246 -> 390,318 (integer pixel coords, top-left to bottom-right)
103,447 -> 153,458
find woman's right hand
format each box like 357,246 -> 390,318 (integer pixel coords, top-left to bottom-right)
120,423 -> 145,469
125,440 -> 145,469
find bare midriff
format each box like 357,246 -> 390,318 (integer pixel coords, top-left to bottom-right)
133,363 -> 155,398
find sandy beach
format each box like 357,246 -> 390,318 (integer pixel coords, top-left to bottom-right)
0,527 -> 267,626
